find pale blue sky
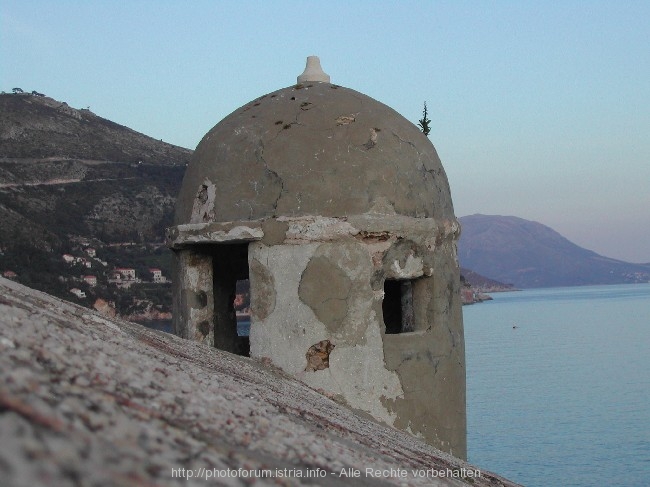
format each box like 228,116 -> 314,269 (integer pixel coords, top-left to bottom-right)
2,1 -> 649,262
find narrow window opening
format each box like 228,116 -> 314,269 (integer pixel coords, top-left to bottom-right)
383,279 -> 415,334
212,244 -> 250,356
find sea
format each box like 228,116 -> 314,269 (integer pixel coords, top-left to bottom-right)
464,283 -> 650,487
144,319 -> 251,336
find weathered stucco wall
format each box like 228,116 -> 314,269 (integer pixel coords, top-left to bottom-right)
241,214 -> 466,458
249,240 -> 407,430
168,72 -> 467,459
382,240 -> 466,457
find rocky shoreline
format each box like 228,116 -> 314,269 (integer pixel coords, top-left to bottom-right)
461,288 -> 493,305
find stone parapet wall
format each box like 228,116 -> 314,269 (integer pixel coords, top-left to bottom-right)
0,277 -> 520,486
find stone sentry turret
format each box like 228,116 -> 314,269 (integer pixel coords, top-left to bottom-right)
167,57 -> 466,459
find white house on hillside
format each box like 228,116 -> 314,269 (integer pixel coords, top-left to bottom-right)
149,268 -> 166,283
70,288 -> 86,298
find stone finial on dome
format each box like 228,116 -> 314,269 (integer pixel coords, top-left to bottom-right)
297,56 -> 330,83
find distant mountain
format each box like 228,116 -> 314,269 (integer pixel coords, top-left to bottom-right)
458,214 -> 650,288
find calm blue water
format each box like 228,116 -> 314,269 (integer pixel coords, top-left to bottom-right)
465,283 -> 650,486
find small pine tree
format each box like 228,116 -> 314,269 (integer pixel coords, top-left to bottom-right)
418,102 -> 431,136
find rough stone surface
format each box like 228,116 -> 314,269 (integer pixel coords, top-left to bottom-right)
166,221 -> 263,248
0,277 -> 520,487
171,250 -> 214,345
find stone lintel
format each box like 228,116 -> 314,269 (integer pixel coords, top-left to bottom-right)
167,215 -> 460,248
278,215 -> 459,244
166,221 -> 264,248
347,215 -> 460,241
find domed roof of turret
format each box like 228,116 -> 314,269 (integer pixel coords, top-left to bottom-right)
174,58 -> 455,225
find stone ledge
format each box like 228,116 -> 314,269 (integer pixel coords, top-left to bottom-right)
167,215 -> 460,248
166,221 -> 264,248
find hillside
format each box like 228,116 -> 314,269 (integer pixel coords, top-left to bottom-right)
460,267 -> 515,292
0,93 -> 190,246
458,214 -> 650,288
0,92 -> 191,318
0,92 -> 190,164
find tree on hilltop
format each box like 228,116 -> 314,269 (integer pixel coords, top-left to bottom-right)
418,102 -> 431,137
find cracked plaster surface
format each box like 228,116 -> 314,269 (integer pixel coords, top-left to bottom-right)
248,242 -> 325,374
190,179 -> 217,223
248,241 -> 406,430
169,215 -> 466,455
174,83 -> 455,227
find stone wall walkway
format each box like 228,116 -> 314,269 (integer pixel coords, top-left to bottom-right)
0,277 -> 520,486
